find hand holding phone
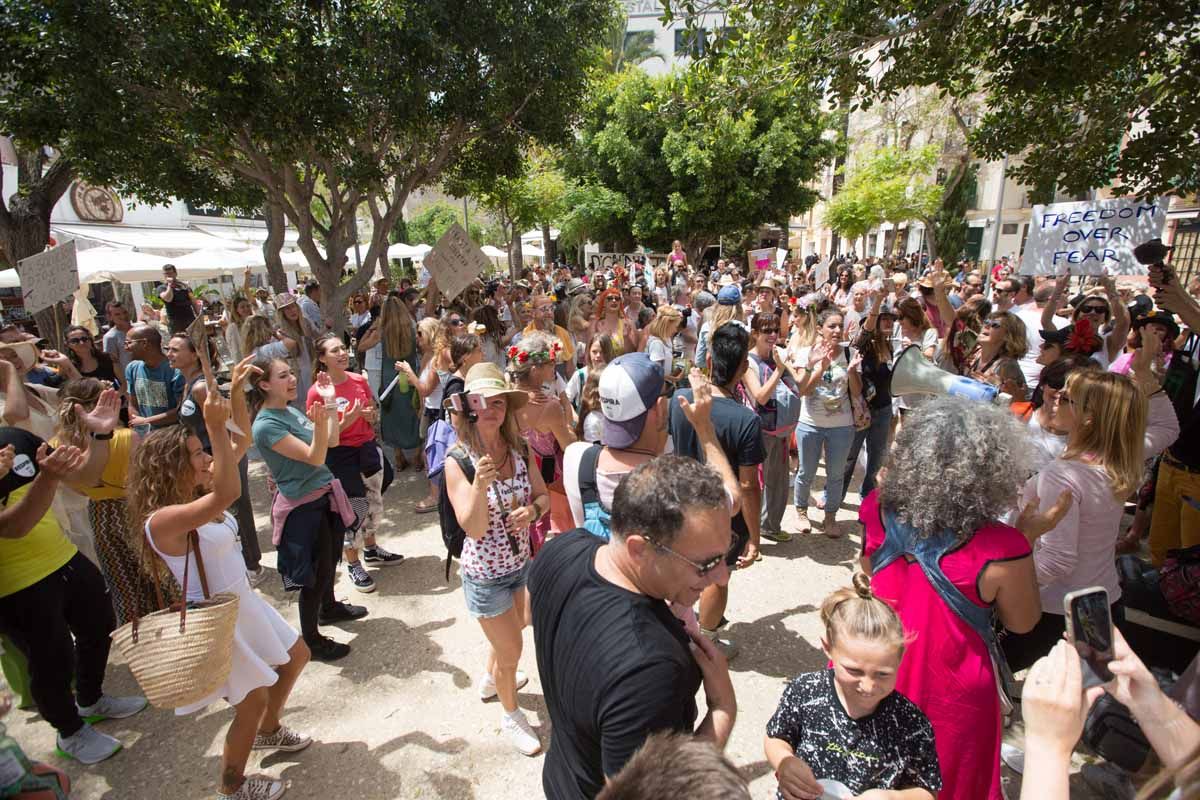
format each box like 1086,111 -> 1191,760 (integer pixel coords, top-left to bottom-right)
1064,586 -> 1115,688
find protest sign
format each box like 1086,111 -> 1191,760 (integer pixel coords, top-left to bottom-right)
748,248 -> 773,271
423,223 -> 491,301
585,252 -> 670,273
1021,197 -> 1166,275
17,240 -> 79,314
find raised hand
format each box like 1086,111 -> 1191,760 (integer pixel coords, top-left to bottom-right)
314,371 -> 336,402
473,454 -> 499,491
0,444 -> 14,481
201,388 -> 231,430
677,368 -> 713,434
1015,490 -> 1073,542
36,442 -> 87,480
230,354 -> 263,388
78,388 -> 121,434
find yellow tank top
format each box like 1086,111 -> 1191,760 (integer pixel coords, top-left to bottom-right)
80,428 -> 132,501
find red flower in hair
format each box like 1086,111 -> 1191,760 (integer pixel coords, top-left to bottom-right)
518,351 -> 529,364
549,341 -> 561,359
507,345 -> 519,360
1067,318 -> 1102,354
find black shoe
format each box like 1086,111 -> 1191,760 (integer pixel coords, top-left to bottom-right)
319,601 -> 368,624
307,636 -> 351,662
362,546 -> 404,566
716,615 -> 729,630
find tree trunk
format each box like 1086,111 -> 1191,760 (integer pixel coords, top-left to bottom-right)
509,221 -> 524,281
541,222 -> 556,265
922,218 -> 940,264
0,151 -> 75,345
262,200 -> 290,294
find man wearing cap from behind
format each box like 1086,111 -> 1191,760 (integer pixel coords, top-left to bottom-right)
562,354 -> 741,549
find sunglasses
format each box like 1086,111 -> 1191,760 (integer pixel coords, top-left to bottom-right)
984,320 -> 1003,329
67,337 -> 91,345
758,327 -> 780,335
647,537 -> 726,577
1080,305 -> 1108,315
448,318 -> 465,327
993,288 -> 1014,294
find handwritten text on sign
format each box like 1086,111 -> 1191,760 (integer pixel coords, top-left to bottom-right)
423,223 -> 492,302
1021,198 -> 1166,275
17,240 -> 80,313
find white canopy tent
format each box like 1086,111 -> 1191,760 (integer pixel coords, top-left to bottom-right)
480,245 -> 506,258
1,247 -> 272,292
387,242 -> 431,260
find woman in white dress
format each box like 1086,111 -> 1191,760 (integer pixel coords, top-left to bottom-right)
129,356 -> 310,800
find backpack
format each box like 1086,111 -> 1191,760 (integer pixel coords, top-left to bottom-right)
438,445 -> 475,580
578,443 -> 612,541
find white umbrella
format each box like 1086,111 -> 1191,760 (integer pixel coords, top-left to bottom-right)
170,247 -> 266,273
480,245 -> 506,258
0,270 -> 19,289
76,247 -> 176,283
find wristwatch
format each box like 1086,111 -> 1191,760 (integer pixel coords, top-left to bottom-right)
90,431 -> 114,440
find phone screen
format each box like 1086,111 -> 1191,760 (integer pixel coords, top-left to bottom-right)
1068,589 -> 1115,683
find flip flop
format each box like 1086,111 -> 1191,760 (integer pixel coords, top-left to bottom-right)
414,500 -> 438,514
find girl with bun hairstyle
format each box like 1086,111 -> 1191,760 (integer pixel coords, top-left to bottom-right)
765,574 -> 941,800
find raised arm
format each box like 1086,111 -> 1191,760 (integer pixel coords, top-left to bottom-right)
0,445 -> 86,538
146,391 -> 242,553
676,370 -> 742,519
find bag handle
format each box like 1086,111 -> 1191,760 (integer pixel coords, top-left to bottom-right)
133,528 -> 211,641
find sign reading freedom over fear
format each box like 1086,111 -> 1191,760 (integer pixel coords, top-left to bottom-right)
423,223 -> 492,302
1021,197 -> 1167,275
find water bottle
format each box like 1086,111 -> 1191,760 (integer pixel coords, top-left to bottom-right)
396,368 -> 409,394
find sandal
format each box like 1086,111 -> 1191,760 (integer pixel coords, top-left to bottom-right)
414,500 -> 438,514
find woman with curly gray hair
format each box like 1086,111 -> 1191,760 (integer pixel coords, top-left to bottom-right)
858,397 -> 1042,800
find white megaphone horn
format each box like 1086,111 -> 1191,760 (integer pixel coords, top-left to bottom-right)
890,345 -> 1011,405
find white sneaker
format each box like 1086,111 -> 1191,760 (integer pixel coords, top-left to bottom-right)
478,670 -> 529,701
501,709 -> 542,756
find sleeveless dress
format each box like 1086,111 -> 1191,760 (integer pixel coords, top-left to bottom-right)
860,490 -> 1031,800
460,449 -> 533,581
146,511 -> 299,715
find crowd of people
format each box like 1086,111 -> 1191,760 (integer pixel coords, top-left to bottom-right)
0,243 -> 1198,800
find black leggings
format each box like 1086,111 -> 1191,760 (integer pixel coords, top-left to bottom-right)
0,553 -> 116,737
298,512 -> 342,642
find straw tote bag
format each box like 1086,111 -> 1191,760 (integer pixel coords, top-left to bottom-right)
110,529 -> 240,709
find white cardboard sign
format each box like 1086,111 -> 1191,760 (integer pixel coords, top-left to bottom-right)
422,223 -> 490,302
1021,197 -> 1166,275
17,240 -> 80,313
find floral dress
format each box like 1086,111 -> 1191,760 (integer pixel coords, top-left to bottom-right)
460,449 -> 533,581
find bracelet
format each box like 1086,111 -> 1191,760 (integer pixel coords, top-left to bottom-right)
90,431 -> 114,440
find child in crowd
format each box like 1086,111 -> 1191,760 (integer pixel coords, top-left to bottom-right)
764,574 -> 941,800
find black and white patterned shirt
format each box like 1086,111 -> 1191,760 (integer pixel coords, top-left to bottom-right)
766,669 -> 942,798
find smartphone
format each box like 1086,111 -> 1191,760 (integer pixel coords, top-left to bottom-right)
1064,586 -> 1115,687
447,391 -> 486,414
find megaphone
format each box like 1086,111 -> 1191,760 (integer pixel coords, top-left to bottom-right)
891,345 -> 1011,405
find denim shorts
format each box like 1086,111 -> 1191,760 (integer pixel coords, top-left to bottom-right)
461,561 -> 530,619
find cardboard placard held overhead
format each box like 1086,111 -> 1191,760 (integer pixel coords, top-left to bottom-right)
748,247 -> 774,271
423,223 -> 491,302
17,240 -> 79,314
1020,197 -> 1167,275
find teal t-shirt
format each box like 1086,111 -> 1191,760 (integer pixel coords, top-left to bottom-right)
252,406 -> 333,499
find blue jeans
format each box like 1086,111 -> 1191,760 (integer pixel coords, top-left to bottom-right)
793,422 -> 855,513
843,405 -> 893,500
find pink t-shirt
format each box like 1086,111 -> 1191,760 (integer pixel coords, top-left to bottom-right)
305,371 -> 374,448
861,490 -> 1030,800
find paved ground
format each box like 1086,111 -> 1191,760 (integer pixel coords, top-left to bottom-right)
6,460 -> 1109,799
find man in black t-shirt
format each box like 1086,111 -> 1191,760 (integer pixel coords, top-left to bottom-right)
530,457 -> 738,800
669,322 -> 764,660
156,263 -> 197,334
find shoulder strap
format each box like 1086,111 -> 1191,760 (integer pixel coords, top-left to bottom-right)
579,443 -> 603,505
448,446 -> 475,482
876,508 -> 995,645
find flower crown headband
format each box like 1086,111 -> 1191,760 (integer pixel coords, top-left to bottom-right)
506,340 -> 561,366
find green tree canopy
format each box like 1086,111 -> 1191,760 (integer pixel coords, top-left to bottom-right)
566,68 -> 837,263
666,0 -> 1200,198
1,0 -> 616,326
405,201 -> 484,249
824,145 -> 945,255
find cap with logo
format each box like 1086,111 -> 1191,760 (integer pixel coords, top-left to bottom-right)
598,353 -> 665,449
